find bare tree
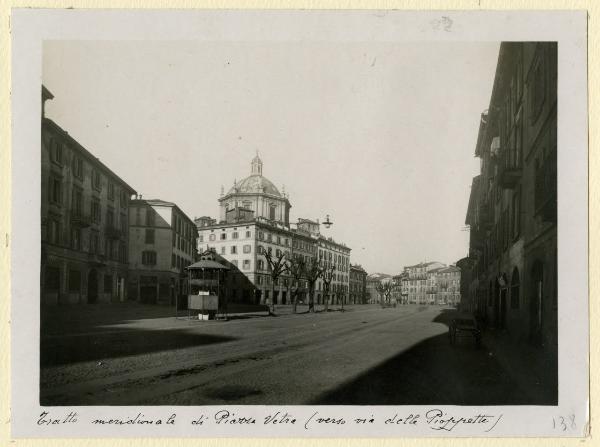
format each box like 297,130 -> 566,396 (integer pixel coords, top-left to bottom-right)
375,282 -> 394,306
304,259 -> 323,313
321,263 -> 335,312
285,256 -> 305,314
263,248 -> 287,315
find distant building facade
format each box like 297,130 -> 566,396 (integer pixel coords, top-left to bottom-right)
365,273 -> 392,304
41,86 -> 136,305
349,264 -> 368,304
463,42 -> 557,352
128,198 -> 197,304
402,261 -> 445,304
196,155 -> 351,306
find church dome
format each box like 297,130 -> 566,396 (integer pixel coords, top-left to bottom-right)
229,175 -> 282,197
226,154 -> 282,197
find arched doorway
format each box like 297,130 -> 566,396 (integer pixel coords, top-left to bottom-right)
88,269 -> 98,304
530,260 -> 545,345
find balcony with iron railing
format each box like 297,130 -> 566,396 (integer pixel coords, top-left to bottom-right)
498,147 -> 522,189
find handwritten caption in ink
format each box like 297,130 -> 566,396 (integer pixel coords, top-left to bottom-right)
36,408 -> 505,433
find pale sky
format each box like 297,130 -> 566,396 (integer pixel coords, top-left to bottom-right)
43,40 -> 500,275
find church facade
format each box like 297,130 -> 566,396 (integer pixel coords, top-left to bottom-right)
196,155 -> 351,306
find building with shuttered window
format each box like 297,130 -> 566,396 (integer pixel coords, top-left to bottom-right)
41,86 -> 136,305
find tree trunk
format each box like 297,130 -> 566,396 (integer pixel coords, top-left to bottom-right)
324,288 -> 329,312
270,280 -> 276,314
308,284 -> 315,312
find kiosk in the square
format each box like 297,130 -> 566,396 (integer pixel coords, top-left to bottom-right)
179,259 -> 230,320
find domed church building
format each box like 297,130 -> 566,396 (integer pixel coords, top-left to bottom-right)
218,154 -> 291,226
196,154 -> 351,308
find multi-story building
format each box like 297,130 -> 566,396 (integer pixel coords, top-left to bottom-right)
128,198 -> 197,304
365,273 -> 392,304
392,272 -> 408,304
463,42 -> 557,352
196,155 -> 351,305
403,261 -> 445,304
349,264 -> 368,304
41,86 -> 136,305
431,265 -> 461,305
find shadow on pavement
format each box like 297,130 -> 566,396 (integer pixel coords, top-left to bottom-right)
313,308 -> 556,405
312,330 -> 556,406
40,328 -> 238,367
41,302 -> 180,336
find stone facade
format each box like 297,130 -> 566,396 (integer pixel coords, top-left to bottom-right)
349,264 -> 368,304
197,156 -> 351,306
128,199 -> 197,305
41,86 -> 136,305
463,42 -> 557,352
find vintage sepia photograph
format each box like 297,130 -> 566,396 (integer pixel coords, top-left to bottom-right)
9,8 -> 588,438
39,38 -> 558,407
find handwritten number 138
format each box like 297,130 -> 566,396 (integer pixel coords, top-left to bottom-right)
553,415 -> 576,431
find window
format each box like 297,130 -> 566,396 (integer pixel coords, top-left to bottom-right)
277,236 -> 281,244
47,218 -> 60,244
221,246 -> 226,255
198,235 -> 203,243
512,188 -> 521,239
257,260 -> 264,270
50,176 -> 62,205
243,260 -> 251,270
70,226 -> 81,250
267,233 -> 272,242
120,214 -> 127,233
276,249 -> 282,257
146,208 -> 155,226
246,231 -> 251,238
104,274 -> 113,293
209,234 -> 216,241
92,169 -> 101,191
231,246 -> 237,254
269,205 -> 276,221
258,231 -> 264,241
257,245 -> 264,254
120,190 -> 128,208
257,275 -> 263,285
51,139 -> 63,165
285,238 -> 289,246
71,187 -> 83,216
72,156 -> 83,179
106,209 -> 114,228
45,266 -> 60,291
232,232 -> 239,239
220,233 -> 227,240
145,229 -> 155,244
68,269 -> 81,292
142,250 -> 157,265
172,253 -> 176,267
89,231 -> 99,254
242,244 -> 251,254
107,183 -> 115,200
510,268 -> 520,309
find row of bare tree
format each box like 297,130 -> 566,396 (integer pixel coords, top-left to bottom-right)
262,249 -> 341,314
